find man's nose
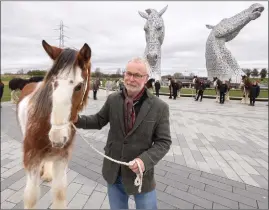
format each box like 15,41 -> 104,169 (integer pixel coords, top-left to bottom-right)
129,75 -> 135,81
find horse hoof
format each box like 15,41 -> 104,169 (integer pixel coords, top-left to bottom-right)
41,174 -> 52,182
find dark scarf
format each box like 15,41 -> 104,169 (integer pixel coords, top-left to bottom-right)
122,87 -> 145,135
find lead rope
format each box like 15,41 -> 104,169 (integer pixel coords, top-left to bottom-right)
71,123 -> 143,193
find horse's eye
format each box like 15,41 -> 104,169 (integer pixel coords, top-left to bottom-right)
74,83 -> 82,91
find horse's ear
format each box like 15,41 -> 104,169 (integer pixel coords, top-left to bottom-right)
79,43 -> 92,63
159,5 -> 168,16
206,24 -> 214,29
138,11 -> 148,19
42,40 -> 62,60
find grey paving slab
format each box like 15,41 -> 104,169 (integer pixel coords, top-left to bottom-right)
1,90 -> 268,209
205,185 -> 258,208
165,186 -> 213,209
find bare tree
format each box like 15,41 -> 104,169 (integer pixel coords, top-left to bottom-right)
17,69 -> 24,75
242,68 -> 252,77
173,72 -> 183,78
116,68 -> 121,75
260,68 -> 267,79
251,68 -> 259,77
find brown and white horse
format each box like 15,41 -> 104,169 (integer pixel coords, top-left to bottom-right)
192,76 -> 201,98
239,75 -> 252,104
17,40 -> 91,209
213,77 -> 231,102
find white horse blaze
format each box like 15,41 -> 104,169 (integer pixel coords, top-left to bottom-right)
51,68 -> 83,125
49,68 -> 84,145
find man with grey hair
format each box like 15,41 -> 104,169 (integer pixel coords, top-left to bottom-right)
73,57 -> 171,209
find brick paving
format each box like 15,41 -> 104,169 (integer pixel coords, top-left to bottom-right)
1,89 -> 268,209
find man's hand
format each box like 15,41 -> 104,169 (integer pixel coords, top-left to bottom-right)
129,158 -> 145,174
73,115 -> 79,123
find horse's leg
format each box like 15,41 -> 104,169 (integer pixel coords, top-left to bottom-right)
215,91 -> 219,102
40,161 -> 53,182
11,90 -> 16,103
178,90 -> 180,98
246,92 -> 250,104
24,166 -> 41,209
226,91 -> 230,101
51,159 -> 68,209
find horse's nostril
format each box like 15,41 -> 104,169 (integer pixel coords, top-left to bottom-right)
63,136 -> 67,143
52,142 -> 63,148
154,54 -> 157,59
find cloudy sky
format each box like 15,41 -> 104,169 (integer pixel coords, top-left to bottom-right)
1,1 -> 268,76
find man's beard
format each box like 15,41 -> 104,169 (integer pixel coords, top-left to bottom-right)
125,83 -> 143,94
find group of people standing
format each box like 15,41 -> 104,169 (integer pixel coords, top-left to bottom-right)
0,80 -> 4,108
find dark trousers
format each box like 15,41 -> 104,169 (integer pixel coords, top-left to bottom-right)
155,89 -> 160,97
93,90 -> 97,100
172,89 -> 177,99
220,92 -> 225,104
250,97 -> 256,105
196,90 -> 203,101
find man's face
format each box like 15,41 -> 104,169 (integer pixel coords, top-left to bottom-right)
124,61 -> 149,95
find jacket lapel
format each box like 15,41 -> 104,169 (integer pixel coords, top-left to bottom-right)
118,94 -> 126,135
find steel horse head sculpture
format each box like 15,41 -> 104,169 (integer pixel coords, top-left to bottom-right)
205,3 -> 264,83
139,5 -> 168,81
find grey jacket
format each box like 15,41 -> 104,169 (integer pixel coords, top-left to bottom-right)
75,90 -> 171,195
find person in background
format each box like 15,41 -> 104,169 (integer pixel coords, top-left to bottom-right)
154,80 -> 161,97
119,79 -> 124,92
0,79 -> 4,108
219,81 -> 228,104
195,80 -> 206,102
249,81 -> 260,106
73,57 -> 171,209
105,79 -> 113,97
93,78 -> 100,100
172,81 -> 179,100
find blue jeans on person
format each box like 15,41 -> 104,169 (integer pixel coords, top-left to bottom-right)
107,176 -> 157,209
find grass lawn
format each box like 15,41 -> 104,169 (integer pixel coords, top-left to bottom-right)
159,87 -> 268,98
1,79 -> 268,102
2,85 -> 12,102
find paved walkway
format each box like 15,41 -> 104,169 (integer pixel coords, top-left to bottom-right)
1,89 -> 268,209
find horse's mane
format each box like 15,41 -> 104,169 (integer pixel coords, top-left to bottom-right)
217,79 -> 222,87
244,77 -> 252,86
30,49 -> 78,120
